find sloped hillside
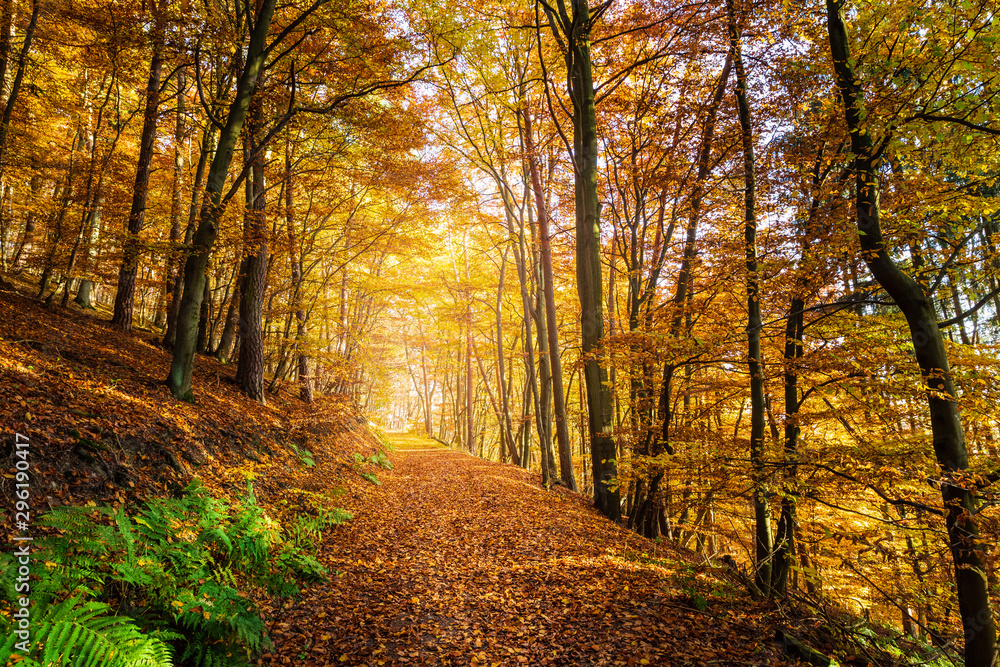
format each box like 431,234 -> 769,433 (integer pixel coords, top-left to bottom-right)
0,285 -> 383,520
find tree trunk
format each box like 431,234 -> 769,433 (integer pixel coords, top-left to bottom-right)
73,280 -> 95,309
0,0 -> 38,181
164,124 -> 213,348
236,85 -> 268,403
543,0 -> 619,520
215,262 -> 244,362
635,57 -> 732,539
466,321 -> 475,453
112,8 -> 165,329
196,277 -> 211,354
158,67 -> 187,330
10,172 -> 40,269
285,142 -> 313,403
494,246 -> 518,464
826,3 -> 996,663
166,0 -> 276,401
38,132 -> 82,299
728,0 -> 772,595
523,104 -> 576,490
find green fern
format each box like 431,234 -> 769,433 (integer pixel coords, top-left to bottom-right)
0,597 -> 173,667
369,451 -> 393,470
288,443 -> 315,468
2,479 -> 347,667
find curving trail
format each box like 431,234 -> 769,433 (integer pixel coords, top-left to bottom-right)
265,435 -> 802,666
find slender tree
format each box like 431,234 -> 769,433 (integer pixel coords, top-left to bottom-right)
166,0 -> 277,400
523,104 -> 576,490
235,82 -> 269,402
540,0 -> 619,520
111,3 -> 166,329
728,0 -> 772,595
826,1 -> 996,662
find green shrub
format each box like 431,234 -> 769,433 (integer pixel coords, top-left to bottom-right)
359,471 -> 380,485
0,480 -> 349,667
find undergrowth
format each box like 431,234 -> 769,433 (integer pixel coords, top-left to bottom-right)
0,479 -> 349,666
351,448 -> 393,486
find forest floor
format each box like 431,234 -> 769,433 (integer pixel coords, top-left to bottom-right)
264,435 -> 813,667
0,284 -> 857,667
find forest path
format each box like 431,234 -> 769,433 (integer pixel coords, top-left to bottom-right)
264,435 -> 800,667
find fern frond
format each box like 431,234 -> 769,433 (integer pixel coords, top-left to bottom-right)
5,597 -> 172,667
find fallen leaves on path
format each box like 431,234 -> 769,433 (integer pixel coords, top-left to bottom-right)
264,436 -> 806,667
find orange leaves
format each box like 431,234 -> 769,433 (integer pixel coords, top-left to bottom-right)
261,437 -> 803,666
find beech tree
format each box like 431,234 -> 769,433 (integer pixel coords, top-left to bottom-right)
539,0 -> 619,520
826,0 -> 996,661
166,0 -> 276,400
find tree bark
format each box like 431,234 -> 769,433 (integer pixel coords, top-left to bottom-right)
235,83 -> 269,403
214,261 -> 244,362
164,123 -> 213,348
728,0 -> 772,595
826,2 -> 996,663
285,142 -> 313,402
112,7 -> 165,329
157,67 -> 187,330
166,0 -> 276,401
543,0 -> 619,520
523,104 -> 576,490
10,172 -> 40,269
635,56 -> 733,539
494,245 -> 518,464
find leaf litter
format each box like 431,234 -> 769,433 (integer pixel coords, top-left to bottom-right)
263,435 -> 809,667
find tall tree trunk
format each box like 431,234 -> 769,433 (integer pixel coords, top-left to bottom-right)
164,123 -> 213,348
466,320 -> 475,453
158,67 -> 187,330
235,83 -> 269,403
773,142 -> 831,596
166,0 -> 276,401
0,0 -> 38,181
523,104 -> 576,490
10,171 -> 40,269
728,0 -> 772,595
285,142 -> 313,403
196,277 -> 211,354
826,3 -> 996,663
214,262 -> 244,362
543,0 -> 619,520
494,245 -> 518,464
112,8 -> 165,329
635,57 -> 732,539
68,196 -> 103,309
535,247 -> 556,482
420,335 -> 434,436
38,131 -> 82,299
